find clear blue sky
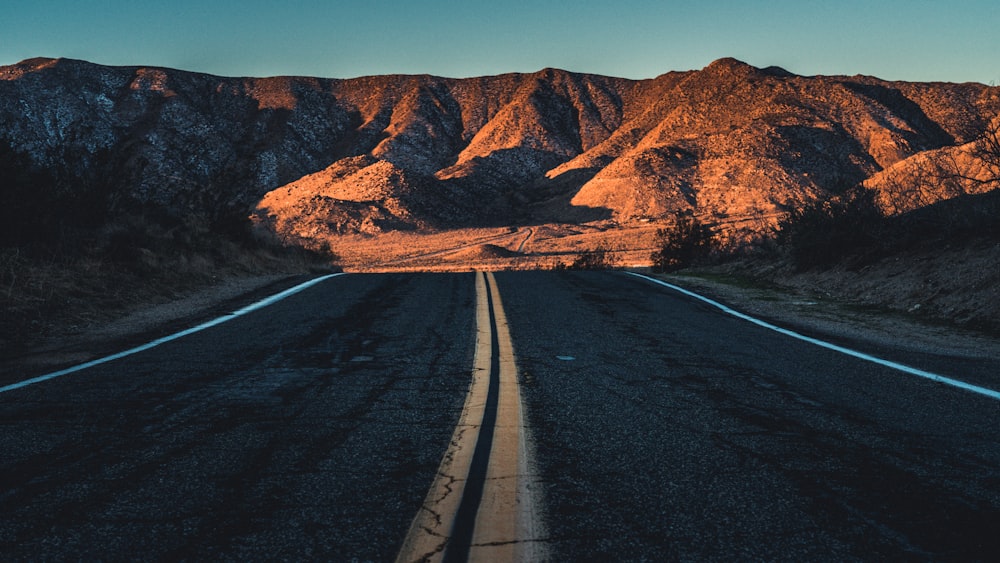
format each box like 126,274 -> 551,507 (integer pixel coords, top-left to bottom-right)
2,0 -> 998,84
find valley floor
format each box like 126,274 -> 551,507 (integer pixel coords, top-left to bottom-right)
329,222 -> 663,272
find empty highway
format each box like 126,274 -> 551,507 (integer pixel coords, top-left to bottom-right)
2,271 -> 999,561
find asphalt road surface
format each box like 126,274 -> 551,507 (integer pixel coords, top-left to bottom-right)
2,271 -> 999,561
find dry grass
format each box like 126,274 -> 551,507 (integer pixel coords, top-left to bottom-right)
0,238 -> 332,358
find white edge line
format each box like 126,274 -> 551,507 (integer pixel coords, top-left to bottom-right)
626,272 -> 1000,402
0,273 -> 345,395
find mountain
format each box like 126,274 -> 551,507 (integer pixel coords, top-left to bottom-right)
2,57 -> 999,248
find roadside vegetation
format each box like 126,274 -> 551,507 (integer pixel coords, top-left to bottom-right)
565,245 -> 614,270
774,187 -> 1000,271
650,212 -> 717,273
0,208 -> 336,355
772,117 -> 999,271
0,148 -> 336,354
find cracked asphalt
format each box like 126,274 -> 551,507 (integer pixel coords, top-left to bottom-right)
497,271 -> 1000,561
0,273 -> 476,561
2,271 -> 1000,560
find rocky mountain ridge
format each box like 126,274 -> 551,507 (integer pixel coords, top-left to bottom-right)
2,57 -> 998,246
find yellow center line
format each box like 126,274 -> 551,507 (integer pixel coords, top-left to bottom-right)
471,271 -> 523,559
396,272 -> 542,562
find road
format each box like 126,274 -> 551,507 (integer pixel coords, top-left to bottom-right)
2,271 -> 999,560
515,228 -> 534,253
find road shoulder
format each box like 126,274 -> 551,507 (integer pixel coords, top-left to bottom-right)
0,273 -> 318,376
646,270 -> 1000,362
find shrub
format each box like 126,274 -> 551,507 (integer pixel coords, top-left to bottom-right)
569,246 -> 612,270
651,212 -> 715,272
776,188 -> 884,270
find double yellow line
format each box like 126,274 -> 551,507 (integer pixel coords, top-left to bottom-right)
396,272 -> 539,562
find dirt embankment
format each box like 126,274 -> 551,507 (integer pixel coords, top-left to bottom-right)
765,242 -> 1000,334
662,241 -> 1000,358
1,273 -> 317,374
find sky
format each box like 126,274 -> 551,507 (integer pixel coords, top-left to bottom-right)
2,0 -> 998,84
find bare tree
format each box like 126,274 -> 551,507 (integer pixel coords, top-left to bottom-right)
876,157 -> 950,214
969,116 -> 1000,186
874,116 -> 1000,215
940,115 -> 1000,189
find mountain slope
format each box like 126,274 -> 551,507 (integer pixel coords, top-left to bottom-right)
2,57 -> 999,247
